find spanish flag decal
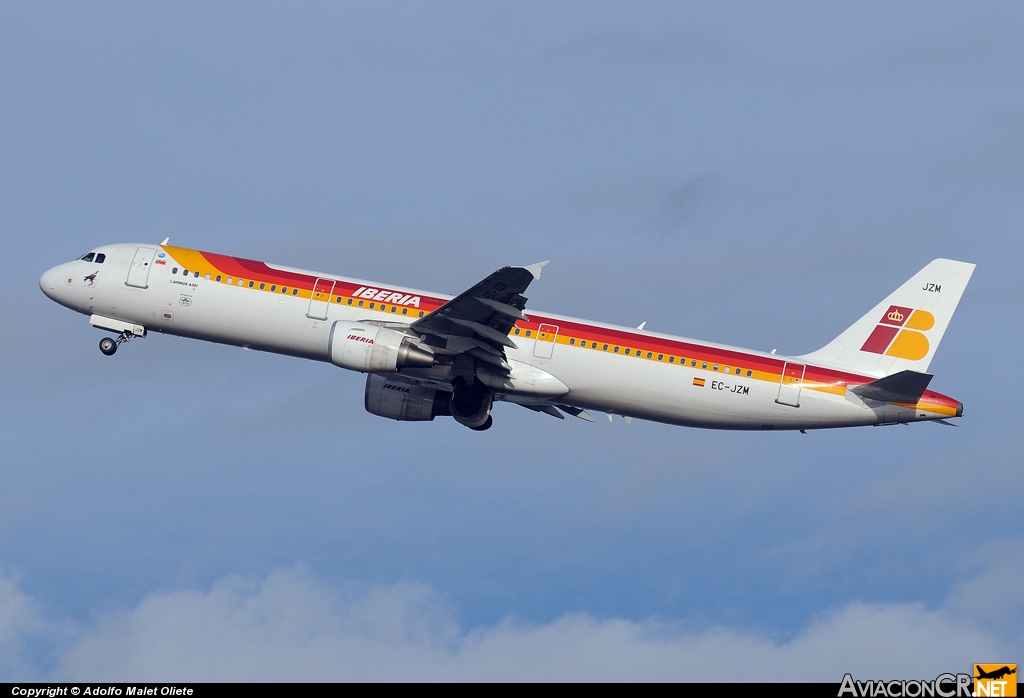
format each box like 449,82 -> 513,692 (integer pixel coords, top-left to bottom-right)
693,377 -> 705,387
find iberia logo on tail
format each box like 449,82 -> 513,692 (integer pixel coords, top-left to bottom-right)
860,305 -> 935,361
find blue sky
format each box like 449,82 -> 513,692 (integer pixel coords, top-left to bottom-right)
1,1 -> 1022,680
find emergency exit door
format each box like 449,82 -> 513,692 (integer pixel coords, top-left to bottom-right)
307,278 -> 336,320
775,362 -> 806,407
533,324 -> 559,359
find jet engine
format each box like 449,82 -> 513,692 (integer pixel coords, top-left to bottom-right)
364,374 -> 451,422
329,321 -> 435,373
449,376 -> 494,431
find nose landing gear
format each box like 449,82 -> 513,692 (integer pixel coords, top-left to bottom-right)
98,331 -> 134,356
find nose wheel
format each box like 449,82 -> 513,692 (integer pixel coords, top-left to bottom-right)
99,331 -> 133,356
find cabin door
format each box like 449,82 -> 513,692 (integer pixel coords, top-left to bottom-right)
307,278 -> 336,320
125,247 -> 157,289
776,362 -> 806,407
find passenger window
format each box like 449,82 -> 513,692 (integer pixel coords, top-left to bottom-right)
514,328 -> 521,335
418,311 -> 424,317
172,268 -> 178,274
702,362 -> 708,369
613,346 -> 619,353
525,330 -> 531,337
569,338 -> 575,345
668,356 -> 674,363
746,370 -> 752,377
238,279 -> 244,286
205,274 -> 211,280
335,296 -> 341,303
95,253 -> 105,263
647,352 -> 653,359
402,308 -> 408,315
259,283 -> 266,290
183,269 -> 189,276
603,344 -> 609,351
271,285 -> 277,292
194,271 -> 200,278
735,368 -> 741,375
292,288 -> 298,295
216,275 -> 222,282
369,302 -> 375,309
248,281 -> 254,288
391,306 -> 397,313
691,360 -> 697,367
358,300 -> 364,307
347,298 -> 353,305
281,287 -> 287,293
713,365 -> 719,371
724,366 -> 730,373
227,277 -> 232,284
80,253 -> 95,262
624,348 -> 630,355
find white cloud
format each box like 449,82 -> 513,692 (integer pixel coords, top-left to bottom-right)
0,568 -> 46,679
41,565 -> 1012,682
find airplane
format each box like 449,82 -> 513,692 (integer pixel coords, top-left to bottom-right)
39,242 -> 974,432
975,666 -> 1016,681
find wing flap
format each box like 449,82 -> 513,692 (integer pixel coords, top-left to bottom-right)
473,296 -> 529,321
520,403 -> 565,419
448,317 -> 518,349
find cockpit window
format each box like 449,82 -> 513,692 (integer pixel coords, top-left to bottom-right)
95,253 -> 106,263
80,253 -> 95,262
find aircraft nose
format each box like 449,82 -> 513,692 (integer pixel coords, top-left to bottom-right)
39,265 -> 64,301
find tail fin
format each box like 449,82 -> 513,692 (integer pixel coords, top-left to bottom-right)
798,258 -> 975,376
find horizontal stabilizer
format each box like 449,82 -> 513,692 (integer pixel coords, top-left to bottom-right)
851,370 -> 933,404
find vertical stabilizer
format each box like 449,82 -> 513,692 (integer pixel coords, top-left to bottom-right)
797,259 -> 975,376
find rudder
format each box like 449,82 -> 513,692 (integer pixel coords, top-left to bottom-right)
798,258 -> 975,376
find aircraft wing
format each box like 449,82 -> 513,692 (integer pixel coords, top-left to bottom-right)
411,261 -> 549,369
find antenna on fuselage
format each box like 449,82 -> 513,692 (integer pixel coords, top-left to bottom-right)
160,237 -> 170,245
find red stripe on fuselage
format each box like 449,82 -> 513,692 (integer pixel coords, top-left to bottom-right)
189,248 -> 959,406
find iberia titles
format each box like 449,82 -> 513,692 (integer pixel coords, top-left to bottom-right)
351,286 -> 421,308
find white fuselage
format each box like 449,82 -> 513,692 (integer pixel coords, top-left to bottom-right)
39,243 -> 960,431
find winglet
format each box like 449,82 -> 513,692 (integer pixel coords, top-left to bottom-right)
522,260 -> 550,280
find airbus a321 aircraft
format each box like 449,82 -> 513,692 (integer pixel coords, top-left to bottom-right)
39,242 -> 974,432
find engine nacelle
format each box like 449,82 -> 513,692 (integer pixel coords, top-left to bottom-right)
449,376 -> 493,430
329,321 -> 435,373
364,374 -> 451,422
